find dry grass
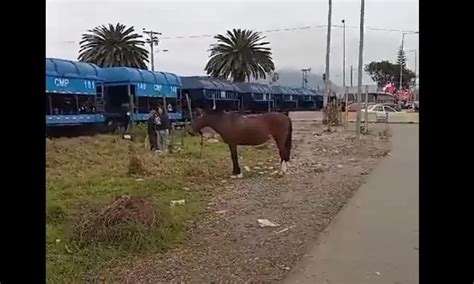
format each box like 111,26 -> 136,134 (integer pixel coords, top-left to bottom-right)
46,127 -> 275,282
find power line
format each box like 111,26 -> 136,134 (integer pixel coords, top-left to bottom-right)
159,25 -> 417,40
56,24 -> 418,44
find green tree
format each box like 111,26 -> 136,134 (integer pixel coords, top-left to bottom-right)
78,23 -> 149,69
365,60 -> 416,89
204,29 -> 275,82
364,61 -> 397,87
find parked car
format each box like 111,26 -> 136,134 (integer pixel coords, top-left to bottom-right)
346,102 -> 375,112
364,104 -> 399,121
367,104 -> 399,113
382,103 -> 402,112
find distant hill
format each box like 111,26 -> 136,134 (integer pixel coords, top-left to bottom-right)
252,69 -> 325,90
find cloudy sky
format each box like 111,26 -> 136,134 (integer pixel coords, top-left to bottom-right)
46,0 -> 418,85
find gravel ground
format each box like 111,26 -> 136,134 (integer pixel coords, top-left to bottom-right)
110,121 -> 391,283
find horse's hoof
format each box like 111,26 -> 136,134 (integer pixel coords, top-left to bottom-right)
231,173 -> 243,179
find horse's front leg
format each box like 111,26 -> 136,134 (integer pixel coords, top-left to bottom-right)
228,144 -> 243,178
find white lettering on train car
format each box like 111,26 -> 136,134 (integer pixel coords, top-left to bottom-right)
54,78 -> 69,87
154,84 -> 163,91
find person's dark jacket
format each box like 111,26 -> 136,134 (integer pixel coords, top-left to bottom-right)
155,113 -> 171,131
147,115 -> 156,134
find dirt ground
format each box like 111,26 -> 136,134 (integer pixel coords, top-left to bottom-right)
109,121 -> 391,282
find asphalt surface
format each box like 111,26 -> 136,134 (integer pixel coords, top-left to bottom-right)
289,111 -> 323,121
283,124 -> 419,284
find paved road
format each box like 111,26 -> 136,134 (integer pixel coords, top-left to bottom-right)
289,111 -> 323,121
284,124 -> 419,284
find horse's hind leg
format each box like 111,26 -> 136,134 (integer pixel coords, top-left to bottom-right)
228,143 -> 243,178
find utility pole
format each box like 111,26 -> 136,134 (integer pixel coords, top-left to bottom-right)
142,28 -> 161,71
301,68 -> 311,89
342,19 -> 346,88
355,0 -> 365,139
268,72 -> 279,112
324,0 -> 332,109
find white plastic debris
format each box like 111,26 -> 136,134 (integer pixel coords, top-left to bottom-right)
275,225 -> 296,234
123,134 -> 132,140
258,219 -> 280,228
170,199 -> 186,206
244,166 -> 251,172
216,210 -> 227,214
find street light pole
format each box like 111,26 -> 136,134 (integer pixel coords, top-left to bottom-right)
406,49 -> 417,102
350,65 -> 353,87
399,32 -> 419,91
414,49 -> 417,101
342,19 -> 346,88
413,49 -> 418,103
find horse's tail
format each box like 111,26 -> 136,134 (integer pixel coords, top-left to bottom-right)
284,117 -> 292,161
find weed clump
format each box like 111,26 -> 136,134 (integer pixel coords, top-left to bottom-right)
47,204 -> 66,225
72,195 -> 174,252
128,144 -> 148,177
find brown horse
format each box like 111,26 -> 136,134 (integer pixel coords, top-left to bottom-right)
189,109 -> 292,178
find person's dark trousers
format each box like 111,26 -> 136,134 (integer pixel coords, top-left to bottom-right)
147,116 -> 158,151
148,131 -> 158,151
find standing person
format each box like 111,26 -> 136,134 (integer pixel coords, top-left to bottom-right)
155,107 -> 171,153
147,109 -> 158,151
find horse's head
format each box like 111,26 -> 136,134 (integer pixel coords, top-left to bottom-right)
188,108 -> 206,136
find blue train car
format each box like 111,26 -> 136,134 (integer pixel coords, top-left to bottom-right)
295,88 -> 319,110
99,67 -> 182,126
234,82 -> 274,113
272,85 -> 299,111
181,76 -> 240,116
46,58 -> 105,127
161,72 -> 183,121
309,89 -> 324,110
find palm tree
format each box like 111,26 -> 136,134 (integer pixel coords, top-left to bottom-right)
204,29 -> 275,82
78,23 -> 149,69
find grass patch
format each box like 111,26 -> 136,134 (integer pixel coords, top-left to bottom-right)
46,127 -> 275,282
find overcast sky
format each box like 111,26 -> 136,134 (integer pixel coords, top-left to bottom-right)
46,0 -> 418,85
